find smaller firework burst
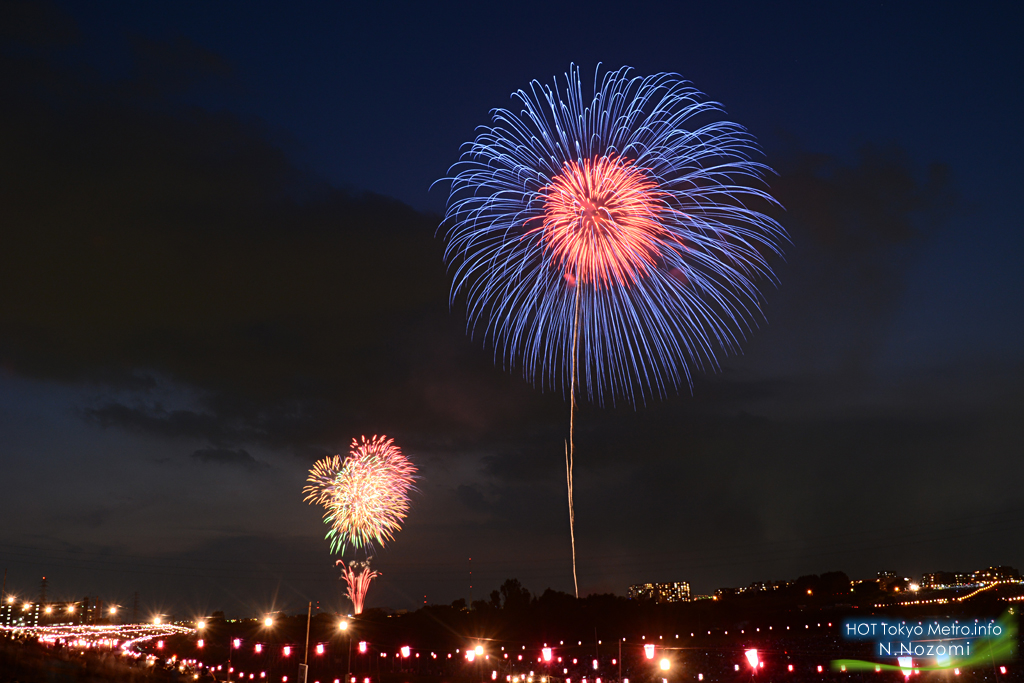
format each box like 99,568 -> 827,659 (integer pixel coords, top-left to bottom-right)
336,559 -> 380,615
304,435 -> 417,555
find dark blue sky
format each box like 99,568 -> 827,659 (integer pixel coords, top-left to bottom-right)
0,0 -> 1021,618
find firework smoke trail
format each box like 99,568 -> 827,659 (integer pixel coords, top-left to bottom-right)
304,435 -> 418,555
439,65 -> 786,597
336,560 -> 380,615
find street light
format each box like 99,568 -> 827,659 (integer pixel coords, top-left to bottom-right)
660,659 -> 670,671
264,617 -> 274,628
339,619 -> 354,681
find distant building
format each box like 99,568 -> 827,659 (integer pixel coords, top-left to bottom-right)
920,571 -> 973,589
628,582 -> 691,603
736,580 -> 790,594
876,571 -> 913,592
2,597 -> 106,627
1,598 -> 41,627
739,582 -> 770,594
972,566 -> 1020,584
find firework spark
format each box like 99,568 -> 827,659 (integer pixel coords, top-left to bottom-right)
304,435 -> 417,555
439,65 -> 786,595
440,64 -> 786,403
336,559 -> 380,615
534,154 -> 670,288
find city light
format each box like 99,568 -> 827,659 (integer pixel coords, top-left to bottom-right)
154,617 -> 161,625
109,607 -> 117,615
339,620 -> 349,631
17,609 -> 1020,683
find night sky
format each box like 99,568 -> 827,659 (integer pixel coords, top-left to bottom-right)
1,1 -> 1022,618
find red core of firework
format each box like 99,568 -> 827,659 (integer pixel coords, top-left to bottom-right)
537,155 -> 668,288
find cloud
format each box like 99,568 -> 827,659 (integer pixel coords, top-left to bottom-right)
85,403 -> 247,443
773,142 -> 954,252
191,448 -> 268,471
456,484 -> 489,513
0,22 -> 518,455
712,140 -> 960,384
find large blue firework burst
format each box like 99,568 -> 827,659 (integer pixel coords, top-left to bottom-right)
439,64 -> 787,405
